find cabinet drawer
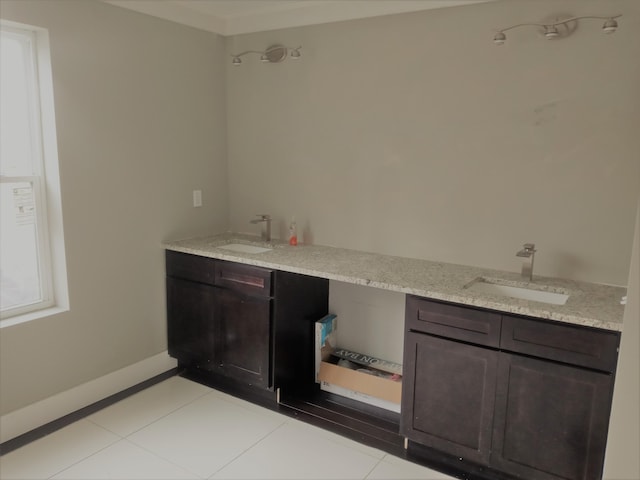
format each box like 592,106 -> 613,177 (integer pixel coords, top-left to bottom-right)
501,316 -> 620,372
406,296 -> 501,348
166,250 -> 216,285
215,261 -> 272,297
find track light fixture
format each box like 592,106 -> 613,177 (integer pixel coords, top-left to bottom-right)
493,15 -> 621,45
231,44 -> 301,65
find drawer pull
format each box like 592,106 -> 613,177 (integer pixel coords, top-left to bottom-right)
407,296 -> 501,347
417,310 -> 491,335
501,316 -> 620,371
219,271 -> 265,289
512,326 -> 601,358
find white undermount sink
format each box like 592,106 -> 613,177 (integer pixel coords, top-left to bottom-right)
217,243 -> 272,254
465,278 -> 570,305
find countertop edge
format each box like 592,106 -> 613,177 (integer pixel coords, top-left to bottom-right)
164,236 -> 626,333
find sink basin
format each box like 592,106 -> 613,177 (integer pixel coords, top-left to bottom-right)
217,243 -> 272,254
465,278 -> 569,305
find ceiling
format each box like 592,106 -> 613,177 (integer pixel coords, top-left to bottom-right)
104,0 -> 491,36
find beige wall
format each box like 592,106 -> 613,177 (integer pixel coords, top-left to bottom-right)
604,200 -> 640,479
226,0 -> 640,287
0,0 -> 228,415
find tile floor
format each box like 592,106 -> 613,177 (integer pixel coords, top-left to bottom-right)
0,376 -> 456,479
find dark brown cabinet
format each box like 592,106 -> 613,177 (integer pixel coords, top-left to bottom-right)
166,249 -> 621,480
166,251 -> 218,367
492,353 -> 614,480
166,250 -> 328,393
402,295 -> 620,480
403,332 -> 498,465
214,287 -> 271,388
166,276 -> 216,366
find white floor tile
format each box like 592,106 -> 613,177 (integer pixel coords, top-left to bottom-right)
366,454 -> 456,480
0,420 -> 119,480
284,417 -> 387,460
127,391 -> 286,478
1,377 -> 458,480
206,387 -> 291,424
51,439 -> 196,479
88,376 -> 212,436
211,420 -> 380,479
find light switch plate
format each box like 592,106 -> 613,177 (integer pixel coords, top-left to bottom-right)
193,190 -> 202,207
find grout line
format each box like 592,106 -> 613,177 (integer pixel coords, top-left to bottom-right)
44,433 -> 123,480
363,455 -> 386,480
281,413 -> 388,462
87,378 -> 215,439
118,437 -> 207,480
0,368 -> 178,456
206,419 -> 289,479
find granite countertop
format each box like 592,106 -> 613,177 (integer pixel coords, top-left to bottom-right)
164,233 -> 627,332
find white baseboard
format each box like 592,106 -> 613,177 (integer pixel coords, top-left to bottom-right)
0,351 -> 177,443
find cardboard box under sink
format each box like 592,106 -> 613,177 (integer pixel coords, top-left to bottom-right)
318,357 -> 402,404
315,314 -> 402,411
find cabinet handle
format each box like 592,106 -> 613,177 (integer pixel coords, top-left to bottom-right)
219,271 -> 265,289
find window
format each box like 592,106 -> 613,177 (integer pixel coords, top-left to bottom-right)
1,20 -> 67,325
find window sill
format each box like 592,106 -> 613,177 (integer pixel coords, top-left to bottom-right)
0,305 -> 69,329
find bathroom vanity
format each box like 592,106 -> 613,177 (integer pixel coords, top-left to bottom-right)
166,250 -> 328,394
164,233 -> 625,480
402,296 -> 619,480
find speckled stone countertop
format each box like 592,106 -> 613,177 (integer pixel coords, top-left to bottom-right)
164,233 -> 627,332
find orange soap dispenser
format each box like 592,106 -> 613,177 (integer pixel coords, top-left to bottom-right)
288,217 -> 298,246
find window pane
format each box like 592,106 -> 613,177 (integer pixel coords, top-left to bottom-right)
0,181 -> 42,311
0,30 -> 37,176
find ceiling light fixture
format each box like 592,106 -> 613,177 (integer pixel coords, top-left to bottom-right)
231,44 -> 302,65
493,15 -> 621,45
543,24 -> 560,39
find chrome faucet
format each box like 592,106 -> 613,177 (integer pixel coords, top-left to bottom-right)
516,243 -> 536,282
250,214 -> 271,242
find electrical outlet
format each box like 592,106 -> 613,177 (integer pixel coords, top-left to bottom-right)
193,190 -> 202,207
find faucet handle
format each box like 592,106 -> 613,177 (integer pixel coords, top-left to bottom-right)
256,214 -> 271,220
523,243 -> 536,252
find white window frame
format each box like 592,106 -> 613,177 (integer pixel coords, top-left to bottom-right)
1,20 -> 68,327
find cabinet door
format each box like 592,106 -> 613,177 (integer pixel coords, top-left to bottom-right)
214,288 -> 272,389
492,353 -> 614,480
166,276 -> 216,366
401,332 -> 498,465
